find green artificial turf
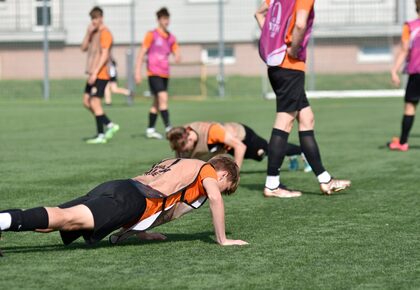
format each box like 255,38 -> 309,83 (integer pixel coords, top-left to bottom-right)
0,82 -> 419,289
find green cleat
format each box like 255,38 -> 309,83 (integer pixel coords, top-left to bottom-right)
105,124 -> 120,140
86,134 -> 107,144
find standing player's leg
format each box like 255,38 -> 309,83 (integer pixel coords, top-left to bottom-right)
297,107 -> 350,194
389,74 -> 420,151
157,78 -> 171,133
83,83 -> 94,113
87,80 -> 119,144
104,82 -> 112,105
389,102 -> 417,151
263,67 -> 302,198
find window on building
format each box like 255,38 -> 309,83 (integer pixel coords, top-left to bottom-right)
201,46 -> 235,65
34,0 -> 51,27
357,45 -> 392,63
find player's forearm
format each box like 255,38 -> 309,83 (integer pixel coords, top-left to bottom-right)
234,144 -> 246,169
289,26 -> 306,56
81,32 -> 92,52
135,50 -> 146,74
392,51 -> 408,74
208,194 -> 227,244
255,13 -> 265,29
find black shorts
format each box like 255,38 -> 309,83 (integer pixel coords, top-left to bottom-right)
224,125 -> 268,162
242,125 -> 268,161
148,76 -> 169,96
84,79 -> 109,98
405,74 -> 420,104
268,66 -> 310,112
110,76 -> 117,82
58,179 -> 146,245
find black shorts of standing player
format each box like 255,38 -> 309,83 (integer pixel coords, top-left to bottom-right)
84,79 -> 109,98
268,66 -> 310,112
148,76 -> 169,96
405,74 -> 420,104
58,179 -> 146,245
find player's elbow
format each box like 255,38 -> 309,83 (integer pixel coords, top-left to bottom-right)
295,21 -> 307,31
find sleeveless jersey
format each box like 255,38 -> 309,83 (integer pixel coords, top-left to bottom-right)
259,0 -> 314,66
406,19 -> 420,74
147,29 -> 176,76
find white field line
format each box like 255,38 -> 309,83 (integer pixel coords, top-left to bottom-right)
265,89 -> 404,99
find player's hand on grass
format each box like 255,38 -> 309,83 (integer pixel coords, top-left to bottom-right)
136,231 -> 167,241
219,239 -> 248,246
391,71 -> 401,87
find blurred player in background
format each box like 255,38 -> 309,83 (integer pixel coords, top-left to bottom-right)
256,0 -> 350,197
389,0 -> 420,151
104,57 -> 134,106
81,6 -> 119,144
135,7 -> 181,139
167,121 -> 311,173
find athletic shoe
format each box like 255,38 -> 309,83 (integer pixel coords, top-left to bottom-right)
301,153 -> 312,172
388,137 -> 409,151
165,126 -> 172,133
105,124 -> 120,140
263,185 -> 302,198
288,156 -> 299,171
146,128 -> 163,140
320,179 -> 351,195
303,160 -> 312,173
86,135 -> 107,144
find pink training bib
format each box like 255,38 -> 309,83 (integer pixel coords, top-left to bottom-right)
259,0 -> 315,66
406,19 -> 420,75
147,29 -> 176,76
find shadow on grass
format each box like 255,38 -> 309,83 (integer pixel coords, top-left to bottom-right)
1,231 -> 216,255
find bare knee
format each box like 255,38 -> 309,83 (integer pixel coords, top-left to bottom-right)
404,102 -> 417,115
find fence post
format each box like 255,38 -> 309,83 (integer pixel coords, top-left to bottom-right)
218,0 -> 225,98
43,0 -> 49,101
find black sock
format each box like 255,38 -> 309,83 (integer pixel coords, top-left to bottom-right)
160,110 -> 170,127
267,129 -> 289,176
400,115 -> 415,145
285,143 -> 302,156
7,207 -> 49,231
148,112 -> 158,128
299,130 -> 326,176
95,116 -> 104,134
101,114 -> 111,126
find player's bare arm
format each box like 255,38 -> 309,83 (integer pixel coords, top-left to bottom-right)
203,178 -> 247,246
255,1 -> 269,29
135,46 -> 148,84
223,132 -> 247,169
287,9 -> 310,58
81,24 -> 96,52
391,39 -> 410,87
